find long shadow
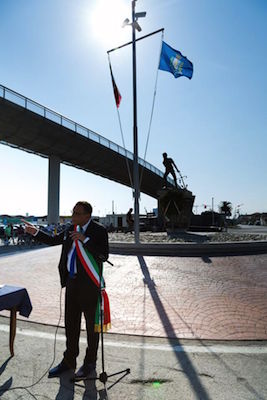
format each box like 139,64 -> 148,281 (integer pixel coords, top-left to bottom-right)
137,255 -> 212,400
0,357 -> 12,376
55,371 -> 97,400
0,378 -> 12,398
0,357 -> 12,398
135,277 -> 147,399
168,232 -> 210,243
138,255 -> 266,400
160,296 -> 266,400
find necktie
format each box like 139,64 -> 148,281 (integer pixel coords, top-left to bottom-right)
69,245 -> 76,278
69,226 -> 84,278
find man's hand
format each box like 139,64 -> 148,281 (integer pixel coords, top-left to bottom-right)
21,219 -> 38,236
69,231 -> 86,243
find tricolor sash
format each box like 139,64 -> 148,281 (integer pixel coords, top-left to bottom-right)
74,225 -> 111,332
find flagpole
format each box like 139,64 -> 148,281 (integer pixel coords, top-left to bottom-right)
107,28 -> 164,54
132,0 -> 140,244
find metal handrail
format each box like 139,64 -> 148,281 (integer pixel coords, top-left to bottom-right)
0,84 -> 173,183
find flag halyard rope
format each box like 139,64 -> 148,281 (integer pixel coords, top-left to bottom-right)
139,30 -> 164,190
108,54 -> 134,191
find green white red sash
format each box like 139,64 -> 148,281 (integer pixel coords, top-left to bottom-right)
74,225 -> 111,332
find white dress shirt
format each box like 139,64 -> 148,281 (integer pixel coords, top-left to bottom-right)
67,219 -> 91,274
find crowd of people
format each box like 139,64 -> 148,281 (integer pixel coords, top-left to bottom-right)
0,224 -> 24,246
0,222 -> 69,246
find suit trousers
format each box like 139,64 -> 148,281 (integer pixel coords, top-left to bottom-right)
63,275 -> 99,369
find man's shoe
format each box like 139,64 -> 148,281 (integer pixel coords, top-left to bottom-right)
48,361 -> 73,378
74,363 -> 96,381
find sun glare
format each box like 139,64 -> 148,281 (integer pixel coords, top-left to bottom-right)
89,0 -> 130,47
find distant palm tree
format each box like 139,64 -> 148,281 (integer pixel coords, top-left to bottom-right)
219,201 -> 232,217
219,201 -> 232,230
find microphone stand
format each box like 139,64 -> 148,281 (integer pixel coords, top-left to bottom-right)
73,259 -> 130,394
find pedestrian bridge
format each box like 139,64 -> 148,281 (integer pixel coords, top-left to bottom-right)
0,84 -> 173,201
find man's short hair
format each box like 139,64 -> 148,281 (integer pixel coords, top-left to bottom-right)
76,201 -> 93,215
163,152 -> 167,157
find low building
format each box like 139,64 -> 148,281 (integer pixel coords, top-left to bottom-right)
99,214 -> 128,231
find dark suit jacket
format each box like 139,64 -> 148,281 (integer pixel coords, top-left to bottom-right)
35,220 -> 109,288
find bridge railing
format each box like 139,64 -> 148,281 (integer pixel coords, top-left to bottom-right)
0,84 -> 174,184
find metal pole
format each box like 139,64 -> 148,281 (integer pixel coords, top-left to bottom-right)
132,0 -> 140,243
212,197 -> 214,226
107,28 -> 164,54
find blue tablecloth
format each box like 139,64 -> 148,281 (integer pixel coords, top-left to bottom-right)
0,285 -> 32,317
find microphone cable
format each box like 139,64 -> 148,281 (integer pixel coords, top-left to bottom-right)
0,287 -> 63,399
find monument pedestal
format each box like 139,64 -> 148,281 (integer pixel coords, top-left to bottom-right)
157,187 -> 195,232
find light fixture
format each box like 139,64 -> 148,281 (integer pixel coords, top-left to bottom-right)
133,21 -> 142,32
122,7 -> 146,32
122,18 -> 130,27
135,12 -> 146,18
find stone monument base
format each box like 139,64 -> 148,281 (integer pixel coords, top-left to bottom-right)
157,187 -> 195,232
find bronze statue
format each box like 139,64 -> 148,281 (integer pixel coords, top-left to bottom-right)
162,152 -> 180,189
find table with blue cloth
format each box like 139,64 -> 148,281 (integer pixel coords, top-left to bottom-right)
0,285 -> 32,356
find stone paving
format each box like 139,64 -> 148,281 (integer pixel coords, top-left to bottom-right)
0,246 -> 267,340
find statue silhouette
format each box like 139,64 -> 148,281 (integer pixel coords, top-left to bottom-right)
162,152 -> 180,189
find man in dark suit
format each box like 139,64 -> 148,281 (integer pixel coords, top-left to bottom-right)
24,201 -> 109,379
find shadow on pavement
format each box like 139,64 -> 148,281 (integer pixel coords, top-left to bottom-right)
162,296 -> 266,400
138,256 -> 265,400
0,357 -> 12,376
137,255 -> 212,400
0,357 -> 12,398
201,256 -> 212,263
167,232 -> 210,243
0,377 -> 13,398
55,369 -> 98,399
55,371 -> 75,400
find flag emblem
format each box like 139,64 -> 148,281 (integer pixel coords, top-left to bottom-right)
159,41 -> 193,80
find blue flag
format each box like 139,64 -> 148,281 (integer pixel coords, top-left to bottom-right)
159,41 -> 193,79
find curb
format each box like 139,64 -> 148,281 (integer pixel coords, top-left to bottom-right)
110,241 -> 267,257
0,244 -> 47,255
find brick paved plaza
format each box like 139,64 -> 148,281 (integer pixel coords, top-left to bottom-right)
0,246 -> 267,340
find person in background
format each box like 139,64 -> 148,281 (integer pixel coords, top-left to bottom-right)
126,208 -> 134,234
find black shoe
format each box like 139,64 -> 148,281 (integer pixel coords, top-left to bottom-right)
74,363 -> 96,381
48,361 -> 74,378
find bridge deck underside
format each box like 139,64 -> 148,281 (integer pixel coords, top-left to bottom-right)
0,99 -> 165,198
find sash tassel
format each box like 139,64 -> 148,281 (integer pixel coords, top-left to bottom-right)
94,289 -> 111,333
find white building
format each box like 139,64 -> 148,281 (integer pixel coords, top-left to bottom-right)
99,213 -> 128,231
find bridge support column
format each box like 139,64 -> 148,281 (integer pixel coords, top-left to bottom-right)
47,156 -> 60,225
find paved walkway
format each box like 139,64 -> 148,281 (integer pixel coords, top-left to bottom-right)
0,246 -> 267,340
1,317 -> 267,400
